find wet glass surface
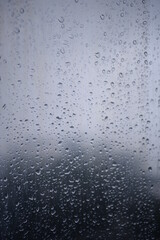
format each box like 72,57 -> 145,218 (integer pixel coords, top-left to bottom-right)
0,0 -> 160,239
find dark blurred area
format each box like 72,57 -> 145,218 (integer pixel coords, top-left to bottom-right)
0,140 -> 160,240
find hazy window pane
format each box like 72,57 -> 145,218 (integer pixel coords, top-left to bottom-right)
0,0 -> 160,239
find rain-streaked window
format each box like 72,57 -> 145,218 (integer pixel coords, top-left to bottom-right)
0,0 -> 160,239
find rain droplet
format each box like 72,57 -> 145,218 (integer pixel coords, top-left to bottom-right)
20,8 -> 24,14
15,27 -> 20,34
100,14 -> 105,20
144,51 -> 148,56
58,17 -> 64,23
119,72 -> 123,78
2,104 -> 6,109
120,12 -> 124,17
95,52 -> 100,58
148,166 -> 152,172
35,169 -> 41,175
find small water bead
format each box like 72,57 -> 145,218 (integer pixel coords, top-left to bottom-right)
100,14 -> 105,20
95,52 -> 100,58
119,72 -> 123,78
20,8 -> 24,14
58,17 -> 64,23
148,166 -> 152,172
144,51 -> 148,56
120,12 -> 124,17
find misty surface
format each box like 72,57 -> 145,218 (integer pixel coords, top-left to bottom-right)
0,0 -> 160,239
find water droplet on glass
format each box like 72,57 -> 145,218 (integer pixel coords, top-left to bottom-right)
119,72 -> 123,78
20,8 -> 24,14
120,12 -> 124,17
15,27 -> 20,34
100,14 -> 105,20
95,52 -> 100,58
148,166 -> 152,172
35,169 -> 41,175
58,17 -> 64,23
